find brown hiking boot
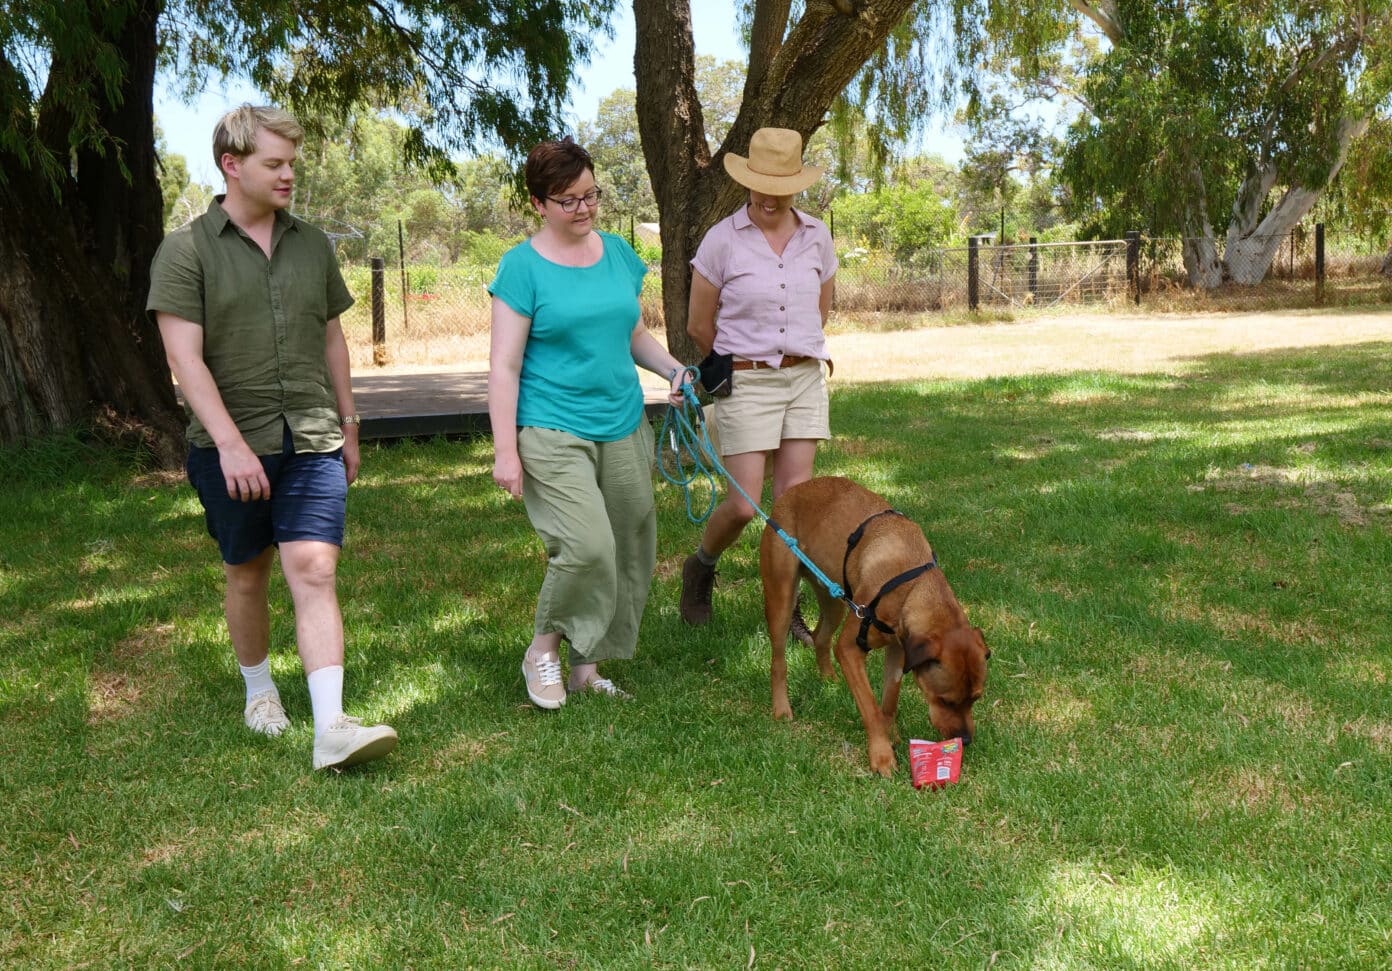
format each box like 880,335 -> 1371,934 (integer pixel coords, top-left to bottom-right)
680,553 -> 716,625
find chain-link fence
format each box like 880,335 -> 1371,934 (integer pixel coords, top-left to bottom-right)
339,222 -> 1391,364
337,258 -> 665,365
1140,227 -> 1392,309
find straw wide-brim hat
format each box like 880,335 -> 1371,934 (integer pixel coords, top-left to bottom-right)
723,127 -> 823,195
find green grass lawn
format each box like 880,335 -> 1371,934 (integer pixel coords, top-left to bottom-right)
3,342 -> 1391,968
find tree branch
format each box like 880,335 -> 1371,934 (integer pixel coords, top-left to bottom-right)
742,0 -> 792,110
1068,0 -> 1122,45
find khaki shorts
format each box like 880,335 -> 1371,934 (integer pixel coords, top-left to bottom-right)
709,360 -> 830,456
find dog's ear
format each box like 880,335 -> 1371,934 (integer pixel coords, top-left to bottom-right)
903,635 -> 941,672
974,626 -> 991,660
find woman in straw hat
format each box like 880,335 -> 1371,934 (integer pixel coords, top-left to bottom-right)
679,127 -> 837,627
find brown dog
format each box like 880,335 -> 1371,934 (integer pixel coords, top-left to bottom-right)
759,476 -> 990,776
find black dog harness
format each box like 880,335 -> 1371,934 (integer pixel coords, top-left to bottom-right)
841,509 -> 938,663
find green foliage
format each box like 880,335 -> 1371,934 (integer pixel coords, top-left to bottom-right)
153,125 -> 190,226
291,112 -> 531,264
578,57 -> 748,222
459,230 -> 519,269
1324,116 -> 1392,241
832,181 -> 959,258
3,0 -> 620,193
631,236 -> 663,265
942,1 -> 1391,245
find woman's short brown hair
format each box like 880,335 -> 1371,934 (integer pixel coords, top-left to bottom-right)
524,137 -> 594,202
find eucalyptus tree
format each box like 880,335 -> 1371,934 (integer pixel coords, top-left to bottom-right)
580,56 -> 752,227
966,0 -> 1390,286
0,0 -> 614,454
632,0 -> 954,360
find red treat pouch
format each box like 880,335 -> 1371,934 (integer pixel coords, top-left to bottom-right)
909,738 -> 962,789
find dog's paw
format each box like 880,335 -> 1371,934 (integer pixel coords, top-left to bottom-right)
772,704 -> 794,721
868,744 -> 897,777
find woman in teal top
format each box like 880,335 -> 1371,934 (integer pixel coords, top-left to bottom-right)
488,137 -> 685,710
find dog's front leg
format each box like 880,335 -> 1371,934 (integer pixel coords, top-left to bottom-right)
834,627 -> 897,776
810,587 -> 846,680
880,643 -> 904,744
765,579 -> 796,721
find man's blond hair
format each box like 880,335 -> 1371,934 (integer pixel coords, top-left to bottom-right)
212,105 -> 304,176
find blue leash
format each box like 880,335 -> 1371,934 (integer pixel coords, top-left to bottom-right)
657,370 -> 849,603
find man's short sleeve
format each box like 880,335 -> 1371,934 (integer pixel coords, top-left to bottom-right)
146,229 -> 205,325
324,236 -> 354,319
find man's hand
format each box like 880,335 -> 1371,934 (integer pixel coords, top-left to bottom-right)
342,424 -> 361,485
219,439 -> 271,501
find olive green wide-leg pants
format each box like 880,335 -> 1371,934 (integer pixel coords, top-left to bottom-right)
517,423 -> 656,666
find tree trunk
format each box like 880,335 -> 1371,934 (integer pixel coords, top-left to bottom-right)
1223,115 -> 1369,286
1180,165 -> 1222,288
0,0 -> 183,462
1182,235 -> 1223,289
633,0 -> 917,364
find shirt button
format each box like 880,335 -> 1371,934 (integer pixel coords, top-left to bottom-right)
779,327 -> 785,333
779,306 -> 785,311
778,264 -> 784,268
780,283 -> 786,288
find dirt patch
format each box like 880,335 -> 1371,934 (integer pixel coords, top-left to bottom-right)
1189,463 -> 1389,528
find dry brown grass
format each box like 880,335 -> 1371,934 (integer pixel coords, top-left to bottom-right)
350,305 -> 1392,383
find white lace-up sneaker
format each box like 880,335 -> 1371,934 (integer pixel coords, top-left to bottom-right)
244,691 -> 291,736
312,715 -> 398,770
576,677 -> 632,701
521,651 -> 566,709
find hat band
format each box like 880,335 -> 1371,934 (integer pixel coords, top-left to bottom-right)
749,162 -> 802,178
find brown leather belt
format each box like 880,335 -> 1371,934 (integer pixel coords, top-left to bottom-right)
731,355 -> 818,371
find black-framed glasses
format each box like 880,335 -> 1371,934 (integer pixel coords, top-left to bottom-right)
546,188 -> 603,212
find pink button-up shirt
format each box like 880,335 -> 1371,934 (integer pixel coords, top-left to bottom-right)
690,206 -> 837,366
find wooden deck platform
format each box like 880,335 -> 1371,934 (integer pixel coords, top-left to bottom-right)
352,368 -> 673,440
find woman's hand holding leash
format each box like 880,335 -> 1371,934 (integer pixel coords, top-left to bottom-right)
669,364 -> 700,407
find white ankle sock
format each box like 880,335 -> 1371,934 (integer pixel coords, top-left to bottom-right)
306,665 -> 345,735
239,658 -> 278,705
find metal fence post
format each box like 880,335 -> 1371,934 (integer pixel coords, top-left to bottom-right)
397,220 -> 410,336
371,256 -> 388,366
1028,236 -> 1039,302
1126,230 -> 1140,305
1315,223 -> 1325,303
968,235 -> 980,311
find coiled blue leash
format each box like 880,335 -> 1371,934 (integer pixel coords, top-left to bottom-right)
657,369 -> 848,604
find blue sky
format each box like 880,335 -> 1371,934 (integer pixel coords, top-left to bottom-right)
156,7 -> 963,186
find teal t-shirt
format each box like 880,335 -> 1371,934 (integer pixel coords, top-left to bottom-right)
488,232 -> 648,442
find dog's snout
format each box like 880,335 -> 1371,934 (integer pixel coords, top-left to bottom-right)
959,730 -> 973,747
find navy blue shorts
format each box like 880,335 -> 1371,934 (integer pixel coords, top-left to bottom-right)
186,424 -> 348,565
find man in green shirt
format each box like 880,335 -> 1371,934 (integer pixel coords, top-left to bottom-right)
148,106 -> 396,771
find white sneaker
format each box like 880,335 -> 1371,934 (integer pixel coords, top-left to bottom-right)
312,715 -> 398,770
575,677 -> 633,700
244,691 -> 290,736
521,651 -> 566,709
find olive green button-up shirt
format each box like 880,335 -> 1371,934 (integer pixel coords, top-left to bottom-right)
147,198 -> 354,454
